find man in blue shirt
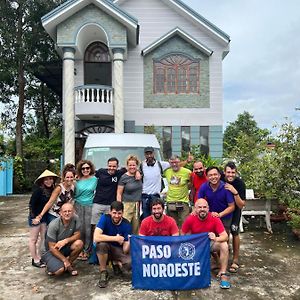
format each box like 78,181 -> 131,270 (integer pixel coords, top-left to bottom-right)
94,201 -> 132,288
198,166 -> 235,232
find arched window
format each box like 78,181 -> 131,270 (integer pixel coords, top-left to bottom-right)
84,42 -> 111,85
153,54 -> 199,94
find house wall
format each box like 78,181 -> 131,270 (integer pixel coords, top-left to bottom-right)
119,0 -> 226,158
143,35 -> 210,109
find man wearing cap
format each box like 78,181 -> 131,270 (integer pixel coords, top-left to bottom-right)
140,147 -> 192,220
42,203 -> 83,276
139,198 -> 179,236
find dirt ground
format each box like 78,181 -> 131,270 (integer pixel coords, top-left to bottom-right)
0,195 -> 300,300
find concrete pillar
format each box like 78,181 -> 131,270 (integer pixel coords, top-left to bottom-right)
62,47 -> 75,165
112,48 -> 125,133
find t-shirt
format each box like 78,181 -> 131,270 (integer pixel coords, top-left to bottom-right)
164,167 -> 191,203
93,168 -> 126,205
118,173 -> 143,202
182,213 -> 225,235
49,183 -> 75,217
74,176 -> 98,206
198,181 -> 234,220
29,187 -> 52,219
139,215 -> 178,236
190,172 -> 207,203
141,160 -> 170,194
226,177 -> 246,222
96,214 -> 132,247
45,215 -> 81,250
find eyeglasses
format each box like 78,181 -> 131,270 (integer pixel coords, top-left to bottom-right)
81,166 -> 90,171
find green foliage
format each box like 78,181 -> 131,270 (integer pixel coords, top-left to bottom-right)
225,115 -> 300,229
181,145 -> 222,171
223,111 -> 270,156
13,155 -> 25,192
288,212 -> 300,229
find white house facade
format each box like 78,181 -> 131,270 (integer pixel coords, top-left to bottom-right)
42,0 -> 230,164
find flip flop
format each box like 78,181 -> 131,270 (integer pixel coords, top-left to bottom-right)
66,265 -> 78,276
229,262 -> 240,273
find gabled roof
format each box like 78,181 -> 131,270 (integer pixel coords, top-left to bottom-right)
42,0 -> 139,45
114,0 -> 230,44
142,27 -> 213,57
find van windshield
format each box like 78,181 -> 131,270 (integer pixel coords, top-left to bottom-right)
83,147 -> 162,169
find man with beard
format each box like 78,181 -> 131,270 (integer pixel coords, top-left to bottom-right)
139,198 -> 179,236
94,201 -> 132,288
223,161 -> 246,273
182,198 -> 230,289
190,161 -> 207,204
140,147 -> 192,220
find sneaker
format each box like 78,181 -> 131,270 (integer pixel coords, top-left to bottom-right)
112,264 -> 123,276
98,270 -> 109,288
32,259 -> 46,268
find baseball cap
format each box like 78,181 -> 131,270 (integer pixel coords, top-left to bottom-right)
144,146 -> 154,153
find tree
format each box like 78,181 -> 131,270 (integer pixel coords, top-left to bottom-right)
0,0 -> 61,157
223,111 -> 270,156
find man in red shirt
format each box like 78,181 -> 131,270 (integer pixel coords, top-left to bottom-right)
139,198 -> 179,236
190,161 -> 207,204
182,198 -> 230,289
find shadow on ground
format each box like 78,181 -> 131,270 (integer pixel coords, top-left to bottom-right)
0,195 -> 299,300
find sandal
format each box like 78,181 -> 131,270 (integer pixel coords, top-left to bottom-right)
219,273 -> 231,289
229,262 -> 240,273
66,265 -> 78,276
77,252 -> 88,261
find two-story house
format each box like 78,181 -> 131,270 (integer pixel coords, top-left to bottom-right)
41,0 -> 230,164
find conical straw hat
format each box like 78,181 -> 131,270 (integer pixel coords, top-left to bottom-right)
35,169 -> 59,184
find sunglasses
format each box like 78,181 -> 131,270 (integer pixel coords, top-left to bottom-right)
81,166 -> 90,171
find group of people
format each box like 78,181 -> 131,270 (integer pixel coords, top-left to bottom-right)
28,146 -> 246,290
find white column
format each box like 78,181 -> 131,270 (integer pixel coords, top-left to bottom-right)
113,48 -> 125,133
62,47 -> 75,165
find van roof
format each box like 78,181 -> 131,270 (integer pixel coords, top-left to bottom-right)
84,133 -> 160,148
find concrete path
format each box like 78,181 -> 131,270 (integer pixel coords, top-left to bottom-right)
0,195 -> 299,300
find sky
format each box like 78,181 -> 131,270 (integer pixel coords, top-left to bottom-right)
185,0 -> 300,132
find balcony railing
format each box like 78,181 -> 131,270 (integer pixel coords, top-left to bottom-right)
75,85 -> 113,103
74,85 -> 114,120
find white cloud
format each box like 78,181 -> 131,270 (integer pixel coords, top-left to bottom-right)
184,0 -> 300,130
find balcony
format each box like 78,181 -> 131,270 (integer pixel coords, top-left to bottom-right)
74,85 -> 113,120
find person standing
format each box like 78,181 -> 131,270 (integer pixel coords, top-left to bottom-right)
223,161 -> 246,273
74,160 -> 98,260
91,157 -> 126,232
117,155 -> 142,234
198,166 -> 235,233
190,161 -> 207,204
33,164 -> 76,225
164,155 -> 191,232
28,170 -> 58,268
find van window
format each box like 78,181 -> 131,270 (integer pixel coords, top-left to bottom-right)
83,147 -> 162,169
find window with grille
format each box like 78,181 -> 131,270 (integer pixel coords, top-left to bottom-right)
153,54 -> 199,94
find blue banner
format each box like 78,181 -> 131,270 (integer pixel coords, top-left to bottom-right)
131,233 -> 211,290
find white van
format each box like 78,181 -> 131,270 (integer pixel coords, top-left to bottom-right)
82,133 -> 162,168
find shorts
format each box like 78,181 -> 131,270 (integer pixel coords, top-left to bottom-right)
166,201 -> 190,228
96,242 -> 131,269
28,215 -> 47,227
42,245 -> 71,273
230,208 -> 242,236
91,203 -> 110,225
221,217 -> 232,234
